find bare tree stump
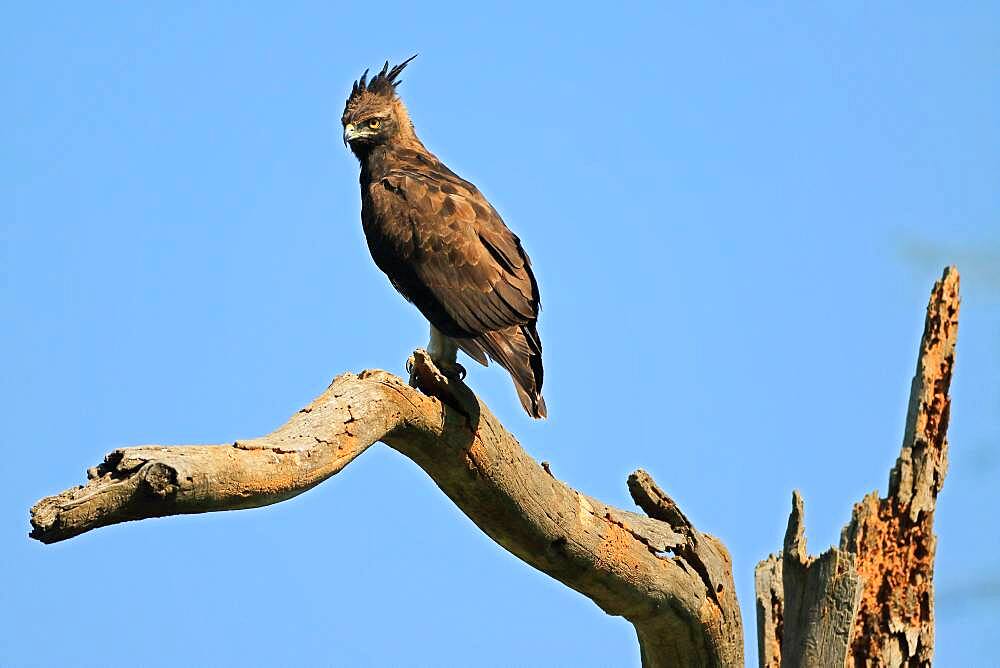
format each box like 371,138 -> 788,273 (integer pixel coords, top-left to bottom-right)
755,267 -> 959,668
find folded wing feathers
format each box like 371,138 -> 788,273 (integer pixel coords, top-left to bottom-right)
457,323 -> 546,418
368,158 -> 546,418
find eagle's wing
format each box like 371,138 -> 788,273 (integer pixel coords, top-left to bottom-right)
366,166 -> 546,417
367,168 -> 539,336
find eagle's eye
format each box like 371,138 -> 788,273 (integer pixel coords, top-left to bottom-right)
368,118 -> 381,130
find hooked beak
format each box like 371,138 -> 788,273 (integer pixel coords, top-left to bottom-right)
343,123 -> 362,147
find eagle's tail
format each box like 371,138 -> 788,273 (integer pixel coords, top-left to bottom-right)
456,323 -> 546,419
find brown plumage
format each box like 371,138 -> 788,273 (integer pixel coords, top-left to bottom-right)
342,57 -> 546,418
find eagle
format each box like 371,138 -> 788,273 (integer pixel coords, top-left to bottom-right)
341,56 -> 546,418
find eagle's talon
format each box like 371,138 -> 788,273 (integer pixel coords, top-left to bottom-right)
405,356 -> 419,388
436,361 -> 466,381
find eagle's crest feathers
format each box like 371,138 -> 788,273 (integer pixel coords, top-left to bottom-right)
345,55 -> 417,115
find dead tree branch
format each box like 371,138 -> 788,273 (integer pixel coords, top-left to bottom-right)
30,350 -> 744,668
755,266 -> 959,668
30,268 -> 960,667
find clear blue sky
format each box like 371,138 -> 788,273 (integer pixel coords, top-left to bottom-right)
3,4 -> 998,666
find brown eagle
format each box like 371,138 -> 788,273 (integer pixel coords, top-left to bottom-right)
342,56 -> 546,418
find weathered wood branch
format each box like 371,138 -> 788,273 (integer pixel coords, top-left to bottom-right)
30,268 -> 959,667
30,350 -> 744,667
755,266 -> 959,668
755,492 -> 864,668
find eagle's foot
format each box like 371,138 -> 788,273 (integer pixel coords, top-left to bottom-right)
407,349 -> 478,422
406,350 -> 466,386
433,360 -> 465,381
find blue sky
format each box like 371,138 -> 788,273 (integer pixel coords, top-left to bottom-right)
3,3 -> 998,666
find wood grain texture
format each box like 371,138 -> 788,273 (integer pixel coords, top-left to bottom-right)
755,492 -> 864,668
29,268 -> 959,667
30,350 -> 743,668
754,267 -> 959,668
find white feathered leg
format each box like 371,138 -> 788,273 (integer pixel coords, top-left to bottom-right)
427,324 -> 465,379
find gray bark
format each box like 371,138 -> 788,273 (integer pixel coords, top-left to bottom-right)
755,493 -> 863,668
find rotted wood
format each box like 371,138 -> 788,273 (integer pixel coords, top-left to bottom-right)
840,267 -> 958,667
754,267 -> 959,668
30,349 -> 743,668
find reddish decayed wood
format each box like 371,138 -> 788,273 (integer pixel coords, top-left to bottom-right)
841,267 -> 958,667
754,267 -> 958,668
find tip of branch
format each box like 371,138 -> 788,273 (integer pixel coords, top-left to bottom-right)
627,469 -> 693,532
930,266 -> 960,334
887,264 -> 959,509
783,490 -> 808,562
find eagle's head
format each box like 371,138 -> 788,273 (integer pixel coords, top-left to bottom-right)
342,55 -> 418,157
